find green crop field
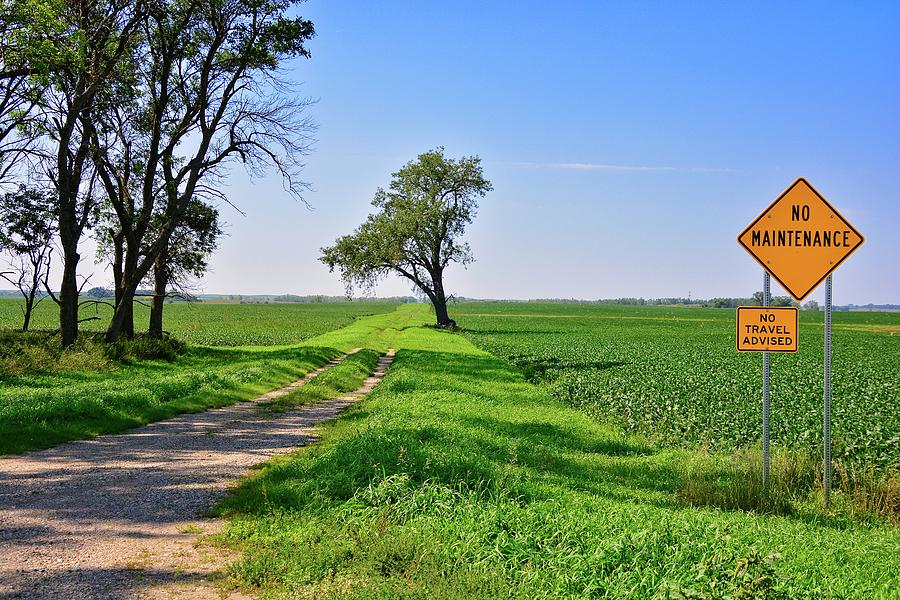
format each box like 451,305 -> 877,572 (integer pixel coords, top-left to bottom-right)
0,298 -> 398,346
456,302 -> 900,471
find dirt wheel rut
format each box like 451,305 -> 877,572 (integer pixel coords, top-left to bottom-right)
0,349 -> 396,599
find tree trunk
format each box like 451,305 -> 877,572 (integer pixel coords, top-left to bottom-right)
106,239 -> 139,342
105,282 -> 137,343
430,274 -> 455,328
110,231 -> 135,338
121,298 -> 134,338
148,255 -> 166,338
22,285 -> 38,332
22,257 -> 40,332
433,296 -> 453,327
22,301 -> 32,332
59,248 -> 79,347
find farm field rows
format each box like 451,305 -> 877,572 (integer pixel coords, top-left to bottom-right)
0,298 -> 398,346
0,302 -> 896,596
456,302 -> 900,471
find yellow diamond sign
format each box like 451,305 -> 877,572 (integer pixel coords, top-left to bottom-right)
738,178 -> 863,301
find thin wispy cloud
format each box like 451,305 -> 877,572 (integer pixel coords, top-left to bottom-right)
504,161 -> 736,173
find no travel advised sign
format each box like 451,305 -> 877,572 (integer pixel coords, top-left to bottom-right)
736,306 -> 798,352
737,177 -> 863,301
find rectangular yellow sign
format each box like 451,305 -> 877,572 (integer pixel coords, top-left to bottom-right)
736,306 -> 798,352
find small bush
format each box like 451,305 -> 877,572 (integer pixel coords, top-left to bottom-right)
657,545 -> 789,599
0,331 -> 62,378
0,329 -> 187,378
104,335 -> 187,362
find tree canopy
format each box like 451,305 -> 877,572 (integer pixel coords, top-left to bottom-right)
0,0 -> 316,345
321,148 -> 491,327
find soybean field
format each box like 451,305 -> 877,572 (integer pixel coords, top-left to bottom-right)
0,298 -> 398,346
458,302 -> 900,470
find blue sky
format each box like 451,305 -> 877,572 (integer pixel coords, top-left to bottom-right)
198,1 -> 899,304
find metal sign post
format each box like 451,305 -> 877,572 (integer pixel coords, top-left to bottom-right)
823,275 -> 833,505
738,177 -> 863,507
762,272 -> 771,494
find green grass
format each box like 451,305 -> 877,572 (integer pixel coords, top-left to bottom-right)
454,302 -> 900,471
0,298 -> 398,346
214,305 -> 900,598
0,300 -> 405,454
0,344 -> 340,454
264,349 -> 383,412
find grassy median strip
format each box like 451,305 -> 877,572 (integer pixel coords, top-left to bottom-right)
0,345 -> 342,455
263,349 -> 383,412
214,309 -> 899,599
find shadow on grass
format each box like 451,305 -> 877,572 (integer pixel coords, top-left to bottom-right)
0,346 -> 342,455
219,348 -> 678,516
219,347 -> 882,530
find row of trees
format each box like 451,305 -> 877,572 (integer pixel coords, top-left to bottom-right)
0,0 -> 315,344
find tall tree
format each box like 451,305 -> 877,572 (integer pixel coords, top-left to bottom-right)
95,0 -> 315,342
33,0 -> 146,346
321,149 -> 492,328
146,199 -> 222,337
0,185 -> 56,330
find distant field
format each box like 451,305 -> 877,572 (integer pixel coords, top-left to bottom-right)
0,300 -> 401,453
457,302 -> 900,470
0,299 -> 398,346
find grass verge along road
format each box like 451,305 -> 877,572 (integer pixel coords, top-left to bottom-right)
215,305 -> 899,598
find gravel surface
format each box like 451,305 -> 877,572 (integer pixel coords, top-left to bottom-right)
0,350 -> 395,599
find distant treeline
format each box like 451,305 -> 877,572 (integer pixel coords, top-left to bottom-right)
452,296 -> 853,311
524,297 -> 780,308
203,294 -> 419,305
2,290 -> 896,312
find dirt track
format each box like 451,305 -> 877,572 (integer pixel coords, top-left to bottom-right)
0,349 -> 395,599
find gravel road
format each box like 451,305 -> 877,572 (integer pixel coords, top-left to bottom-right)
0,349 -> 395,599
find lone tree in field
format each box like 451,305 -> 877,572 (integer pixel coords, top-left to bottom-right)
0,185 -> 56,331
321,148 -> 491,328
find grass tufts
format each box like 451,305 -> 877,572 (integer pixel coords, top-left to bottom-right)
676,447 -> 900,523
215,309 -> 900,598
262,349 -> 382,412
675,448 -> 817,515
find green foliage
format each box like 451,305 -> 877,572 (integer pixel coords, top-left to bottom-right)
0,0 -> 77,77
457,303 -> 900,471
0,184 -> 55,253
215,306 -> 899,598
158,198 -> 223,284
321,148 -> 492,315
